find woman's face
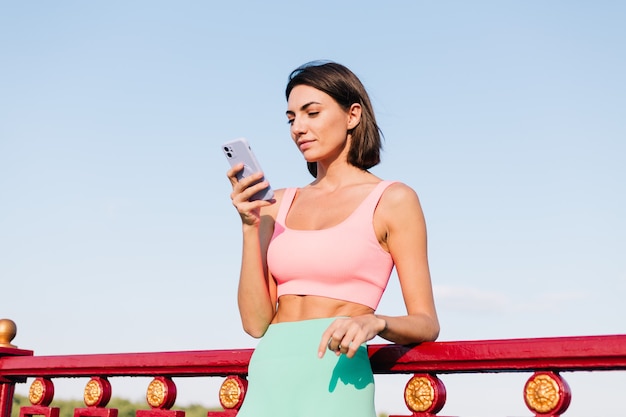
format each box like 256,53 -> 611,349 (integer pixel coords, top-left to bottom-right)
286,85 -> 360,164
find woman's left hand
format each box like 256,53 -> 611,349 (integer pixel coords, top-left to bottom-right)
318,315 -> 386,359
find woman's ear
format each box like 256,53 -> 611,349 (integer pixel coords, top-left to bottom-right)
347,103 -> 362,130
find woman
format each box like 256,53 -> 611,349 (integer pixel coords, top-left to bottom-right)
226,61 -> 439,417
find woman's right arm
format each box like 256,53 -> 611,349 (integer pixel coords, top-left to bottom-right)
227,164 -> 279,338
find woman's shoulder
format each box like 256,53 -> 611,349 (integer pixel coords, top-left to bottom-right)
378,181 -> 423,213
373,181 -> 425,240
381,180 -> 419,199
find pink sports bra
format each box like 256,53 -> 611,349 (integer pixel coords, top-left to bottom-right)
267,181 -> 397,310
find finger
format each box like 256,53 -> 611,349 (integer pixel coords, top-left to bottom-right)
337,341 -> 352,357
229,172 -> 268,200
338,326 -> 360,357
344,340 -> 363,358
237,171 -> 266,189
226,163 -> 245,184
318,320 -> 342,358
233,183 -> 270,207
231,199 -> 263,217
330,338 -> 342,356
233,174 -> 268,199
318,333 -> 333,358
329,328 -> 350,356
245,179 -> 271,197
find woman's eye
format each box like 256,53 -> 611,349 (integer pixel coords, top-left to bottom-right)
308,112 -> 319,117
287,118 -> 294,125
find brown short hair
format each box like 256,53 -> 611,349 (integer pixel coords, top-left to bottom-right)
286,61 -> 383,177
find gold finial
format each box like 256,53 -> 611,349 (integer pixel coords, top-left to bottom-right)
0,319 -> 18,348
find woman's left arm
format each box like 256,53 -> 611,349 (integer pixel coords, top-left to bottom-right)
376,182 -> 439,345
319,183 -> 439,358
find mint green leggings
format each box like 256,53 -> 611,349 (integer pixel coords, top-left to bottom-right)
236,317 -> 376,417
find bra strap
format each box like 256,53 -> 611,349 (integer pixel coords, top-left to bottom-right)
276,188 -> 298,224
358,180 -> 398,216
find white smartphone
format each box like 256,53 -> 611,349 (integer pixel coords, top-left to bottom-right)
222,137 -> 274,201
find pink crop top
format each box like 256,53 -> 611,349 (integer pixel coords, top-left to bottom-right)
267,181 -> 397,310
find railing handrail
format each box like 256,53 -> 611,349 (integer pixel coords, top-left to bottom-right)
370,333 -> 626,374
2,334 -> 625,380
3,333 -> 626,416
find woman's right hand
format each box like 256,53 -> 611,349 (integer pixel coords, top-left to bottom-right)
227,163 -> 274,227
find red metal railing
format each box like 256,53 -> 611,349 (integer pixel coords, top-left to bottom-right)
1,319 -> 626,417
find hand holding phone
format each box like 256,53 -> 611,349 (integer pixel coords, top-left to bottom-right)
222,137 -> 274,201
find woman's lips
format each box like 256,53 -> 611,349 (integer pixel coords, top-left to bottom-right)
298,139 -> 314,151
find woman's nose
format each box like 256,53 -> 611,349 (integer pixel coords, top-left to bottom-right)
290,117 -> 306,135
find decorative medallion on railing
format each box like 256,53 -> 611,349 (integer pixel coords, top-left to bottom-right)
84,377 -> 112,407
219,376 -> 247,409
146,377 -> 177,409
28,378 -> 54,406
390,373 -> 448,417
138,377 -> 184,417
19,378 -> 59,417
523,372 -> 571,416
207,376 -> 248,417
74,377 -> 117,417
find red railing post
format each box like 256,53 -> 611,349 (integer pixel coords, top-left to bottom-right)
0,383 -> 16,417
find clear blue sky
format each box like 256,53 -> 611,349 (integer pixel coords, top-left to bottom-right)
1,2 -> 625,416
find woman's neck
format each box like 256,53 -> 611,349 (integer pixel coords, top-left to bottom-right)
310,162 -> 374,191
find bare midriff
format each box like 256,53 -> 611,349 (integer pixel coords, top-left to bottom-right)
272,294 -> 374,323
